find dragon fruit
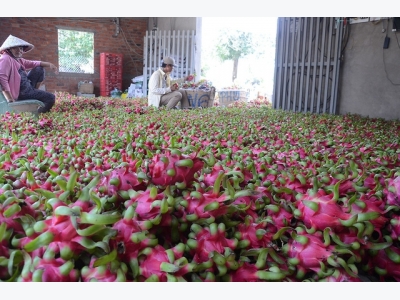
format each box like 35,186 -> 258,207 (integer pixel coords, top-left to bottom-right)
296,189 -> 353,231
81,255 -> 128,282
281,231 -> 336,274
19,245 -> 79,282
233,217 -> 276,249
124,187 -> 171,229
386,176 -> 400,206
111,206 -> 158,276
202,163 -> 226,187
223,261 -> 286,282
147,150 -> 203,187
186,223 -> 237,264
98,164 -> 146,195
264,202 -> 294,229
346,194 -> 387,229
389,216 -> 400,241
137,245 -> 180,281
371,247 -> 400,281
318,268 -> 362,282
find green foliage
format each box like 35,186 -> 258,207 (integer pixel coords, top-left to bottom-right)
58,29 -> 94,73
215,29 -> 254,62
214,29 -> 255,82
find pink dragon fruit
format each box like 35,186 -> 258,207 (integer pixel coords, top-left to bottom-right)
234,218 -> 276,249
389,216 -> 400,241
371,247 -> 400,281
181,187 -> 230,221
296,189 -> 353,231
137,245 -> 180,281
264,203 -> 294,229
81,256 -> 127,282
20,245 -> 79,282
111,206 -> 158,274
124,187 -> 171,229
147,151 -> 203,187
96,165 -> 146,198
224,262 -> 286,282
318,268 -> 362,282
347,194 -> 387,229
202,163 -> 225,187
386,176 -> 400,206
281,232 -> 335,273
187,223 -> 237,264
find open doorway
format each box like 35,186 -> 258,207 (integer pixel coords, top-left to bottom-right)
201,17 -> 277,102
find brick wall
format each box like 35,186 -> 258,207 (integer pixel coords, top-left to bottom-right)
0,17 -> 148,96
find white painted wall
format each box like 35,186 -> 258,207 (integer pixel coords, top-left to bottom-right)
149,17 -> 196,31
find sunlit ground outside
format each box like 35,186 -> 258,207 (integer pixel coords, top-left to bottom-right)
201,17 -> 278,101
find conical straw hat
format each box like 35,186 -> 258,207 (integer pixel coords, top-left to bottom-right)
0,35 -> 34,53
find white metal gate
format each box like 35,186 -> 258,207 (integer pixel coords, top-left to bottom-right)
143,30 -> 196,95
273,17 -> 346,114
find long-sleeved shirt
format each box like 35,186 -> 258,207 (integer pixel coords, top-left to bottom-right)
0,52 -> 41,99
147,68 -> 172,107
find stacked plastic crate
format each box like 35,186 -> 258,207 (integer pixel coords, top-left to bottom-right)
100,53 -> 123,97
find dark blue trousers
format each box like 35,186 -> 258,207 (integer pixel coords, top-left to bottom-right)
17,66 -> 55,113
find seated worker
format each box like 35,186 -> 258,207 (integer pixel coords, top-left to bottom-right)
0,34 -> 58,113
147,56 -> 190,109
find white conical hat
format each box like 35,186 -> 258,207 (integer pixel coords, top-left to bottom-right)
0,35 -> 34,53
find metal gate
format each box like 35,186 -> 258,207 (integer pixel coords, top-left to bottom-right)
273,17 -> 346,114
143,30 -> 196,95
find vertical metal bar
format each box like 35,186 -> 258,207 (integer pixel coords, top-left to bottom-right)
185,30 -> 190,77
175,30 -> 180,78
171,30 -> 176,68
153,31 -> 157,71
149,31 -> 153,74
323,18 -> 334,114
298,18 -> 308,112
151,31 -> 155,92
158,31 -> 163,70
304,18 -> 314,113
181,30 -> 185,79
316,18 -> 327,114
287,17 -> 296,111
281,17 -> 291,111
162,30 -> 168,58
310,18 -> 321,113
331,18 -> 344,114
166,30 -> 171,57
292,18 -> 303,112
191,30 -> 195,75
273,17 -> 284,109
143,32 -> 148,96
153,31 -> 157,74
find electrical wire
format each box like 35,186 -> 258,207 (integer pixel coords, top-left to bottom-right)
340,18 -> 350,56
119,24 -> 144,55
382,18 -> 400,85
385,18 -> 389,38
118,23 -> 146,75
395,30 -> 400,48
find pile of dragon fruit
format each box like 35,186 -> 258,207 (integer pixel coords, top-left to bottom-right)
1,92 -> 399,282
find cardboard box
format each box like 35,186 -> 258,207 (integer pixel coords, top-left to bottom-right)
217,89 -> 249,107
182,87 -> 216,108
77,92 -> 95,98
78,81 -> 94,94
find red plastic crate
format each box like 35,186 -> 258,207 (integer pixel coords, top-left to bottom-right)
100,52 -> 123,96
